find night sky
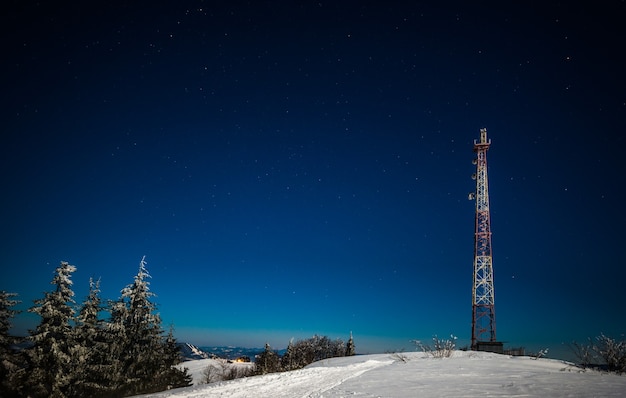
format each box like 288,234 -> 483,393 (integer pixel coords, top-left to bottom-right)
2,1 -> 625,357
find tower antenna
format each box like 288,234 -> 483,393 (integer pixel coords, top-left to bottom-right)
469,128 -> 502,353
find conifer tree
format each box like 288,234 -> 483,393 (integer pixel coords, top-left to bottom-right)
72,278 -> 113,397
0,290 -> 21,397
346,332 -> 356,356
104,296 -> 131,394
281,338 -> 296,371
156,326 -> 193,390
255,343 -> 281,375
108,256 -> 190,396
110,256 -> 160,395
24,261 -> 77,398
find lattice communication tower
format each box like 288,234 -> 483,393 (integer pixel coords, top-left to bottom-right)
469,128 -> 498,351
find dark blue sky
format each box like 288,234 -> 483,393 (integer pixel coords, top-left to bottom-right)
2,1 -> 625,356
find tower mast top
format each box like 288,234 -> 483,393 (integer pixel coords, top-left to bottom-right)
474,128 -> 491,148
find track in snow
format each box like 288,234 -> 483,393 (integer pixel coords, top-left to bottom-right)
142,358 -> 393,398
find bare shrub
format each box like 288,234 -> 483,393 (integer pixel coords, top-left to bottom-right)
569,334 -> 626,374
594,333 -> 626,374
222,365 -> 239,381
222,363 -> 254,380
568,340 -> 596,368
202,360 -> 255,383
412,335 -> 457,358
390,352 -> 409,363
201,363 -> 220,384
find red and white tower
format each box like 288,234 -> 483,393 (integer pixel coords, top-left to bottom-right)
469,128 -> 500,352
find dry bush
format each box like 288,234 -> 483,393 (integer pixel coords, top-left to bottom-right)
569,333 -> 626,374
413,335 -> 457,358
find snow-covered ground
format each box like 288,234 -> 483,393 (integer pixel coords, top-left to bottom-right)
139,351 -> 626,397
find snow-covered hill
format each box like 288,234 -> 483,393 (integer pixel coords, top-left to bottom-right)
178,343 -> 212,361
138,351 -> 626,397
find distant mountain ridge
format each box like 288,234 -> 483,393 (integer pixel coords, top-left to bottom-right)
199,346 -> 272,361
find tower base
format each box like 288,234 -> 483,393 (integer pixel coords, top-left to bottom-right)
474,341 -> 503,354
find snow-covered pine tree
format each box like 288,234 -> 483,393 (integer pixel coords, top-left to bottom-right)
310,335 -> 345,362
108,256 -> 189,396
104,295 -> 133,393
330,337 -> 347,358
23,261 -> 77,398
296,337 -> 316,366
72,278 -> 114,397
346,332 -> 355,356
113,256 -> 161,395
156,326 -> 193,390
255,343 -> 281,375
281,338 -> 296,371
0,290 -> 21,397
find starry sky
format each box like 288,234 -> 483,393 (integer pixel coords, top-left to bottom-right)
2,1 -> 625,357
